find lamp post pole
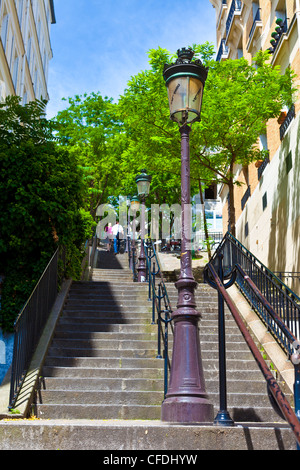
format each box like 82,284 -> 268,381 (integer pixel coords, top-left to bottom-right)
137,196 -> 147,282
135,170 -> 151,283
161,48 -> 214,423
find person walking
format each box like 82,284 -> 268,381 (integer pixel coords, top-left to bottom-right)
112,221 -> 123,254
105,223 -> 113,251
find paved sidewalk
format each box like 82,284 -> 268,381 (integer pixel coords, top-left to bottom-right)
157,251 -> 209,272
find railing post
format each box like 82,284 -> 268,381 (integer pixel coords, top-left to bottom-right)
156,284 -> 162,359
152,261 -> 156,324
292,352 -> 300,449
214,253 -> 235,426
163,309 -> 170,399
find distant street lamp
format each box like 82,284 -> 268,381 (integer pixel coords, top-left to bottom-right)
129,195 -> 140,275
161,48 -> 214,423
135,170 -> 152,282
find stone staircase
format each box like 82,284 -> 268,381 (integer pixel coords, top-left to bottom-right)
166,283 -> 289,423
18,248 -> 295,450
36,251 -> 164,420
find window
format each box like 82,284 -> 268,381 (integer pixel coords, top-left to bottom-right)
262,192 -> 267,211
26,37 -> 32,67
17,0 -> 24,25
286,151 -> 292,174
1,14 -> 9,52
22,90 -> 28,105
12,55 -> 19,90
205,184 -> 217,200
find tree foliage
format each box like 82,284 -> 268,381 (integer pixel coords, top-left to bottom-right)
194,50 -> 297,234
118,46 -> 296,235
0,96 -> 94,331
53,92 -> 125,216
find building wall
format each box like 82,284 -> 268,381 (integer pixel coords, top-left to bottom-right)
210,0 -> 300,287
0,0 -> 55,104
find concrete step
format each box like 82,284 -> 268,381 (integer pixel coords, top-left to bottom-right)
36,403 -> 162,420
43,369 -> 163,390
53,323 -> 157,334
39,390 -> 164,405
35,261 -> 291,431
53,331 -> 159,340
43,356 -> 164,369
63,305 -> 152,314
0,420 -> 295,450
57,316 -> 153,325
46,346 -> 158,359
49,338 -> 164,350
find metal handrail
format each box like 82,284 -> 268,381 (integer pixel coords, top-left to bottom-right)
210,232 -> 300,355
128,238 -> 138,282
206,261 -> 300,447
144,240 -> 173,397
9,249 -> 60,409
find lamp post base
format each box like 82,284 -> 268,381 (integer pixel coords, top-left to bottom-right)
161,291 -> 214,424
162,397 -> 214,424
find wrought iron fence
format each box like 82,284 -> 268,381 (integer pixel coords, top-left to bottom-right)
204,257 -> 300,447
210,232 -> 300,356
144,240 -> 173,397
280,104 -> 295,140
9,248 -> 62,409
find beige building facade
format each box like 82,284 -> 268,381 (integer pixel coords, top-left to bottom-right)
0,0 -> 55,104
209,0 -> 300,292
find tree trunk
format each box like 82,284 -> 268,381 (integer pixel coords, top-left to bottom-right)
228,179 -> 236,237
198,179 -> 212,259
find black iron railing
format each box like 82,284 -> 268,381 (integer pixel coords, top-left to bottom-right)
209,232 -> 300,356
226,0 -> 242,38
9,249 -> 61,409
216,39 -> 229,62
247,7 -> 262,48
280,104 -> 295,140
144,240 -> 173,397
128,238 -> 138,282
257,155 -> 270,180
204,255 -> 300,446
241,185 -> 251,210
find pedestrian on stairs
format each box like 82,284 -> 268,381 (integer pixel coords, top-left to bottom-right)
112,221 -> 124,254
105,223 -> 113,251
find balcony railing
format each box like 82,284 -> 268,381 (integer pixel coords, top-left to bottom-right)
216,39 -> 229,62
269,18 -> 288,55
247,8 -> 262,50
280,104 -> 295,140
241,185 -> 251,210
257,155 -> 270,180
226,0 -> 242,38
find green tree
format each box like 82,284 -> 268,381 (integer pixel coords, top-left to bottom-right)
0,96 -> 94,331
53,92 -> 124,217
119,46 -> 296,236
117,45 -> 216,206
193,50 -> 297,235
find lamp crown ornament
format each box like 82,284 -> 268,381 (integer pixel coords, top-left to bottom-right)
176,47 -> 194,62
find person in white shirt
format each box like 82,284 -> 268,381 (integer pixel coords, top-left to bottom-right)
112,221 -> 124,254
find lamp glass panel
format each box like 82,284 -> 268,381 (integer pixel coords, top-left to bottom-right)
131,200 -> 140,211
137,180 -> 150,197
167,76 -> 203,124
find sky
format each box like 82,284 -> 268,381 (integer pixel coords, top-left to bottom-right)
46,0 -> 217,119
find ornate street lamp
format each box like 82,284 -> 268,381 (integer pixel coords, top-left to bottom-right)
129,195 -> 140,276
135,170 -> 152,282
161,48 -> 214,423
